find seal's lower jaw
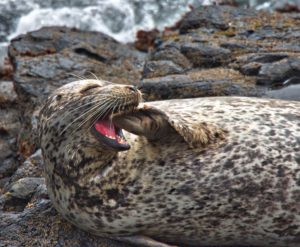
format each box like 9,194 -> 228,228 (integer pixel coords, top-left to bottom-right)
91,118 -> 130,151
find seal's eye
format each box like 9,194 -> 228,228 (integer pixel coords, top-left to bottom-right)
80,84 -> 100,94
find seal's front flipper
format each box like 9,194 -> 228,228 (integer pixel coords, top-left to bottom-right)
113,105 -> 226,148
115,235 -> 178,247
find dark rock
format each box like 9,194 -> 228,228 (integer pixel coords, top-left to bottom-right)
0,156 -> 18,180
9,26 -> 145,103
220,42 -> 248,51
235,53 -> 290,77
179,6 -> 257,34
9,149 -> 44,184
143,60 -> 185,79
8,177 -> 45,199
257,57 -> 300,85
180,43 -> 231,68
240,62 -> 262,76
34,183 -> 48,200
0,108 -> 20,137
265,84 -> 300,101
0,177 -> 10,191
0,81 -> 18,104
150,46 -> 192,69
158,40 -> 181,50
141,74 -> 264,101
214,0 -> 238,6
0,108 -> 20,177
248,53 -> 289,63
0,138 -> 13,160
140,75 -> 191,100
179,6 -> 230,33
0,199 -> 133,247
237,53 -> 289,64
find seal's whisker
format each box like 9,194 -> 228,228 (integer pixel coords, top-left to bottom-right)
59,98 -> 107,116
88,71 -> 99,81
84,101 -> 117,134
108,99 -> 119,129
61,94 -> 113,117
68,73 -> 89,81
60,100 -> 111,136
116,100 -> 122,114
73,100 -> 112,128
93,99 -> 116,121
73,99 -> 116,134
55,99 -> 106,123
50,95 -> 109,120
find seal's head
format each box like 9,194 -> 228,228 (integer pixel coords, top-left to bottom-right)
39,80 -> 142,155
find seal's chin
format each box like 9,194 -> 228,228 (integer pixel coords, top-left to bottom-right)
91,117 -> 130,151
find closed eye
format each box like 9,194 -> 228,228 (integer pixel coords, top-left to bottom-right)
80,84 -> 100,93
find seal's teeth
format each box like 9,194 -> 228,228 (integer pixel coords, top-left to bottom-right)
105,135 -> 115,140
116,135 -> 126,144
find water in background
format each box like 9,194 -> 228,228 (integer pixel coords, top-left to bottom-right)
0,0 -> 278,45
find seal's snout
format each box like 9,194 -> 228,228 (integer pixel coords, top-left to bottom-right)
89,84 -> 142,151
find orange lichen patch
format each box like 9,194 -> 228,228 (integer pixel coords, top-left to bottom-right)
161,30 -> 180,41
215,28 -> 237,37
276,3 -> 300,13
26,202 -> 35,209
19,139 -> 36,160
134,29 -> 160,52
10,47 -> 57,57
0,57 -> 13,80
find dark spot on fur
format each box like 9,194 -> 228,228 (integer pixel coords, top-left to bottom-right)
295,155 -> 300,165
176,184 -> 193,195
277,165 -> 286,177
158,160 -> 165,166
224,145 -> 233,152
268,129 -> 276,136
292,190 -> 300,201
45,143 -> 50,150
223,160 -> 234,169
168,188 -> 176,194
281,113 -> 299,122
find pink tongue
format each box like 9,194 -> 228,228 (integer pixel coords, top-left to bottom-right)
95,119 -> 116,138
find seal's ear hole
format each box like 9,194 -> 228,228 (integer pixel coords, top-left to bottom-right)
80,84 -> 100,94
56,95 -> 62,101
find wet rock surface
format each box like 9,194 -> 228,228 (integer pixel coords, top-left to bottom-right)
0,199 -> 132,247
0,80 -> 18,104
9,26 -> 145,102
2,5 -> 300,247
257,57 -> 300,85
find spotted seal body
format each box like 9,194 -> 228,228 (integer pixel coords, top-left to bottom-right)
39,80 -> 300,247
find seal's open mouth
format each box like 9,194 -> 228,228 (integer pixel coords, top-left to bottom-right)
91,117 -> 130,151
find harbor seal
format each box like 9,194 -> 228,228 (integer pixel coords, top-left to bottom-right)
39,79 -> 300,247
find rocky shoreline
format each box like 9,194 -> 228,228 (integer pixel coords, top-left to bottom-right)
1,5 -> 300,247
